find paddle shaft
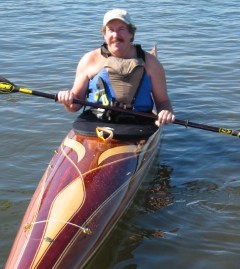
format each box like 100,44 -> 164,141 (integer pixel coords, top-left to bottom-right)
14,86 -> 157,118
1,78 -> 239,138
15,87 -> 240,138
174,119 -> 240,137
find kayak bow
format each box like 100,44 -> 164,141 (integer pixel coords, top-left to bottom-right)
5,115 -> 161,269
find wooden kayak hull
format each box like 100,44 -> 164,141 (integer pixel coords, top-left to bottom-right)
5,125 -> 161,269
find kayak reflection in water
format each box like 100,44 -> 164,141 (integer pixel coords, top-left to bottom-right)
58,9 -> 175,127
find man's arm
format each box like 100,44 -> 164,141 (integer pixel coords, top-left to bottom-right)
58,52 -> 96,112
145,52 -> 175,126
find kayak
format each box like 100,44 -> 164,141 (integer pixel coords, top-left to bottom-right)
5,111 -> 161,268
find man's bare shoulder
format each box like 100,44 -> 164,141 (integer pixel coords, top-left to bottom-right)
145,51 -> 164,74
77,48 -> 105,79
80,48 -> 103,64
145,50 -> 159,63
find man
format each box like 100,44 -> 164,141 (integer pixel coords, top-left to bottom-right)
58,9 -> 175,127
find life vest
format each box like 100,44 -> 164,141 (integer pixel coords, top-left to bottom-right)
87,44 -> 154,122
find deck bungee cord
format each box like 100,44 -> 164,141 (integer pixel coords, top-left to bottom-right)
24,220 -> 92,236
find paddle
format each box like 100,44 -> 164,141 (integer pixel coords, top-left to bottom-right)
0,75 -> 239,138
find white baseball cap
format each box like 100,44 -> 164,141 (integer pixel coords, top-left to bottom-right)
103,9 -> 132,27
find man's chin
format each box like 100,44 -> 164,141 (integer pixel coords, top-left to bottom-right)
110,44 -> 122,52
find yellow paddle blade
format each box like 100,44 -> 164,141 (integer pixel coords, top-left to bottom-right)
0,82 -> 16,93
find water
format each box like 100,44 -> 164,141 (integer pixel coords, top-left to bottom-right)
0,0 -> 240,268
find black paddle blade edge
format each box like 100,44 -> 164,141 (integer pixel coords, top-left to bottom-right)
0,76 -> 15,85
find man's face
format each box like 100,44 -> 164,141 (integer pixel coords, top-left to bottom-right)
103,19 -> 133,57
